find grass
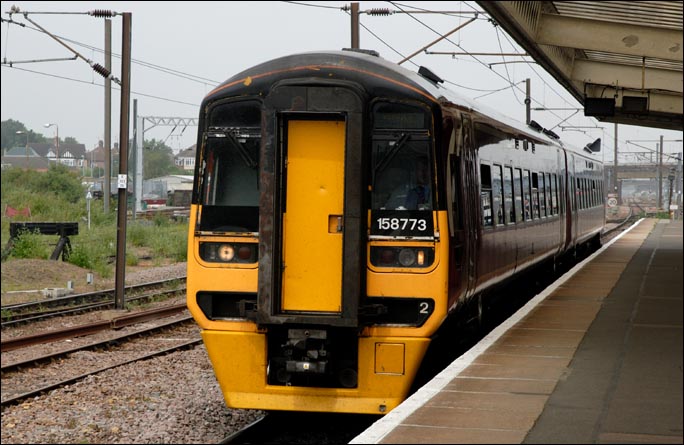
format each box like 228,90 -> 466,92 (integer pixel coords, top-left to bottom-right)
1,165 -> 189,276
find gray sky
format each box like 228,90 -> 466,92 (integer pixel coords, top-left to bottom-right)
1,1 -> 681,159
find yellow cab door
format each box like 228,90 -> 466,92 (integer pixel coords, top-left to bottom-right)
282,119 -> 346,313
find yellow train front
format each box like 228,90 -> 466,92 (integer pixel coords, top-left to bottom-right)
186,50 -> 451,415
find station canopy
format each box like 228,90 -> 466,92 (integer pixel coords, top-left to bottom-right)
478,1 -> 683,131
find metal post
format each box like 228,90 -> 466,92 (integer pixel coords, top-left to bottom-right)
115,12 -> 132,310
86,189 -> 92,230
657,135 -> 663,210
525,78 -> 530,125
677,153 -> 683,219
132,98 -> 138,219
613,123 -> 618,193
135,113 -> 144,215
104,18 -> 112,214
351,2 -> 359,49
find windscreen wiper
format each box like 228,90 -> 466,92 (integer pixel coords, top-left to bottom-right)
373,133 -> 410,182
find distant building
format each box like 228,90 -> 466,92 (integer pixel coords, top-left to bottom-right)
29,142 -> 87,168
175,145 -> 196,171
1,146 -> 50,171
143,174 -> 194,207
144,174 -> 194,196
1,141 -> 87,171
88,141 -> 119,172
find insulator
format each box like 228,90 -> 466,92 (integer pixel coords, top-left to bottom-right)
89,9 -> 117,18
92,63 -> 111,79
366,8 -> 392,16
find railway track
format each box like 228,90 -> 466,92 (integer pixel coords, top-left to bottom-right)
1,303 -> 189,353
1,277 -> 186,328
1,306 -> 200,409
220,412 -> 378,444
1,275 -> 197,410
1,337 -> 202,409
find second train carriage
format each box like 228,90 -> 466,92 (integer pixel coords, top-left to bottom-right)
186,49 -> 605,415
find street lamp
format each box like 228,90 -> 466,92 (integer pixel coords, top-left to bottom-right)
44,123 -> 59,163
15,130 -> 29,170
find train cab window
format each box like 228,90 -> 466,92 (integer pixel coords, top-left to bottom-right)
371,102 -> 433,211
504,166 -> 514,224
480,164 -> 493,227
198,100 -> 261,232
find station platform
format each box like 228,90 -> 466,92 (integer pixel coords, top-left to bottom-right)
352,218 -> 683,444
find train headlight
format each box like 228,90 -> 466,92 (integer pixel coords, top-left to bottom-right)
398,249 -> 416,267
218,244 -> 235,261
200,242 -> 257,263
370,246 -> 434,268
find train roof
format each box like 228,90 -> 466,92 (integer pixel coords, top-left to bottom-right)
206,49 -> 599,161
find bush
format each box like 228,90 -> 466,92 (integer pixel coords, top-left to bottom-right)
1,167 -> 189,273
7,229 -> 51,259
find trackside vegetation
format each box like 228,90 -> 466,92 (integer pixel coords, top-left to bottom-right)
1,165 -> 188,277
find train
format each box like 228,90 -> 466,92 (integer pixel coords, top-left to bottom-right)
186,49 -> 605,415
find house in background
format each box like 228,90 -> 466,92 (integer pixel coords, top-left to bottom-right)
174,145 -> 196,172
28,142 -> 87,168
88,141 -> 120,173
1,141 -> 87,171
1,145 -> 50,171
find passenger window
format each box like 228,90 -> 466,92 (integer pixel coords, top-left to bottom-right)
546,173 -> 553,215
531,172 -> 540,219
480,164 -> 493,227
539,173 -> 547,216
513,168 -> 523,222
523,170 -> 532,220
576,178 -> 583,209
551,173 -> 558,215
492,165 -> 504,225
504,167 -> 514,224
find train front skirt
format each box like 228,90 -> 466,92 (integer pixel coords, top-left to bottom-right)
202,330 -> 430,414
